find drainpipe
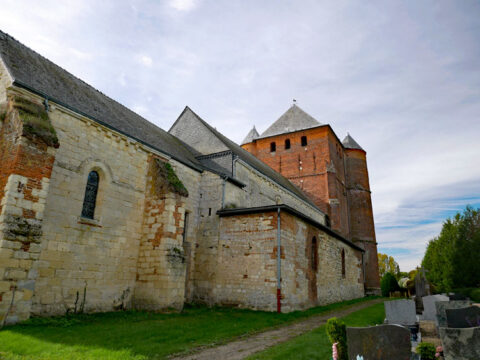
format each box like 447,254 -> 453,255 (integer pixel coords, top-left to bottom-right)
277,206 -> 282,313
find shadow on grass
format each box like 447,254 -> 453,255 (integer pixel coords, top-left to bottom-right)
0,296 -> 381,360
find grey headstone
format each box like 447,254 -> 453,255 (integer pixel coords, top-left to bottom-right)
435,300 -> 472,327
421,294 -> 449,321
346,324 -> 411,360
449,293 -> 468,300
385,299 -> 417,326
446,306 -> 480,328
439,326 -> 480,360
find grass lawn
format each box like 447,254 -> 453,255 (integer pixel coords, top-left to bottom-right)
248,302 -> 386,360
0,297 -> 378,360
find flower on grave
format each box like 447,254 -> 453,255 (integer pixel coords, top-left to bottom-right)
356,356 -> 364,360
435,345 -> 443,358
332,342 -> 338,360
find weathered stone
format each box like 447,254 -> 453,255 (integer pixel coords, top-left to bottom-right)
385,299 -> 416,326
421,294 -> 449,321
446,306 -> 480,328
439,326 -> 480,360
435,300 -> 472,327
346,324 -> 411,360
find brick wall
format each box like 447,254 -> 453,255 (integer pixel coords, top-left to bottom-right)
241,126 -> 350,237
0,94 -> 56,324
345,148 -> 380,290
134,156 -> 187,310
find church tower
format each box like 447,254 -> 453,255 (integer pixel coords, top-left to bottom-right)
241,105 -> 380,293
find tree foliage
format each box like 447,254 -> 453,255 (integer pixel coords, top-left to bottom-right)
422,206 -> 480,292
377,253 -> 399,278
380,272 -> 400,297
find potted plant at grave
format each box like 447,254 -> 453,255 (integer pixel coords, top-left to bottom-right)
416,342 -> 436,360
326,318 -> 347,360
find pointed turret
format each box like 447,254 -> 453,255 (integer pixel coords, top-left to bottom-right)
342,133 -> 364,151
260,105 -> 321,138
241,125 -> 260,145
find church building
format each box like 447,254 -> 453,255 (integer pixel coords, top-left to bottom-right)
0,30 -> 378,325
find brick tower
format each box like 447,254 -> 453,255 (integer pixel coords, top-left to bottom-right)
241,105 -> 380,293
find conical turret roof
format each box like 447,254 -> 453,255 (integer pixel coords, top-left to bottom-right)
241,126 -> 260,145
342,134 -> 364,150
260,105 -> 321,138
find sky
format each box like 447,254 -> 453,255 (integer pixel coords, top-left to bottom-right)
1,0 -> 479,271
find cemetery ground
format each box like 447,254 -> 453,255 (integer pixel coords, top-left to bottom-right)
0,296 -> 382,360
248,302 -> 385,360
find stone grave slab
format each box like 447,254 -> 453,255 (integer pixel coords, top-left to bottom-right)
446,306 -> 480,328
449,293 -> 468,300
384,299 -> 416,326
439,326 -> 480,360
421,294 -> 448,321
346,324 -> 411,360
435,300 -> 471,327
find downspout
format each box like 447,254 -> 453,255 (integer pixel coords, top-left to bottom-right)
277,206 -> 282,313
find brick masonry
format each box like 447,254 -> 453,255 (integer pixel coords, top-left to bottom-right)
0,93 -> 56,324
241,124 -> 380,293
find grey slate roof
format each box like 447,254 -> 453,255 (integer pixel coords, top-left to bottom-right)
241,126 -> 259,145
342,134 -> 364,151
177,107 -> 321,210
0,30 -> 203,171
260,105 -> 321,138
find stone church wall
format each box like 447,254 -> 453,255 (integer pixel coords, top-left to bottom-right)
214,210 -> 364,312
30,99 -> 149,315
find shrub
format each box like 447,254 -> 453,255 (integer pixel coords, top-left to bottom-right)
416,342 -> 436,360
380,272 -> 399,297
325,317 -> 347,360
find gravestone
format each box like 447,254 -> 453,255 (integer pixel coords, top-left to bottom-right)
421,294 -> 448,321
385,299 -> 416,326
435,300 -> 471,327
346,324 -> 411,360
414,268 -> 430,312
446,306 -> 480,328
449,293 -> 468,300
439,326 -> 480,360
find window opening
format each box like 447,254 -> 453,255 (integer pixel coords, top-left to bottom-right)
81,171 -> 99,219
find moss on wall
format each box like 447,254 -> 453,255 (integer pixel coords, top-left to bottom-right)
154,159 -> 189,197
12,96 -> 59,148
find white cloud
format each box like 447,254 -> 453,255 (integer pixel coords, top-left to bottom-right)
136,55 -> 153,67
169,0 -> 198,12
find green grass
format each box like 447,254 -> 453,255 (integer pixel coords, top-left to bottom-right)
248,302 -> 386,360
0,297 -> 378,360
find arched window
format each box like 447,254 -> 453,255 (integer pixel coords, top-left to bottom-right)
270,142 -> 276,152
81,171 -> 99,219
301,136 -> 307,146
285,139 -> 291,149
341,249 -> 346,279
311,237 -> 318,271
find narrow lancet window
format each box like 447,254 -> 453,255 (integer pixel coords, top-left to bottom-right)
341,249 -> 346,278
81,171 -> 99,219
301,136 -> 307,146
285,139 -> 291,149
270,142 -> 276,152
